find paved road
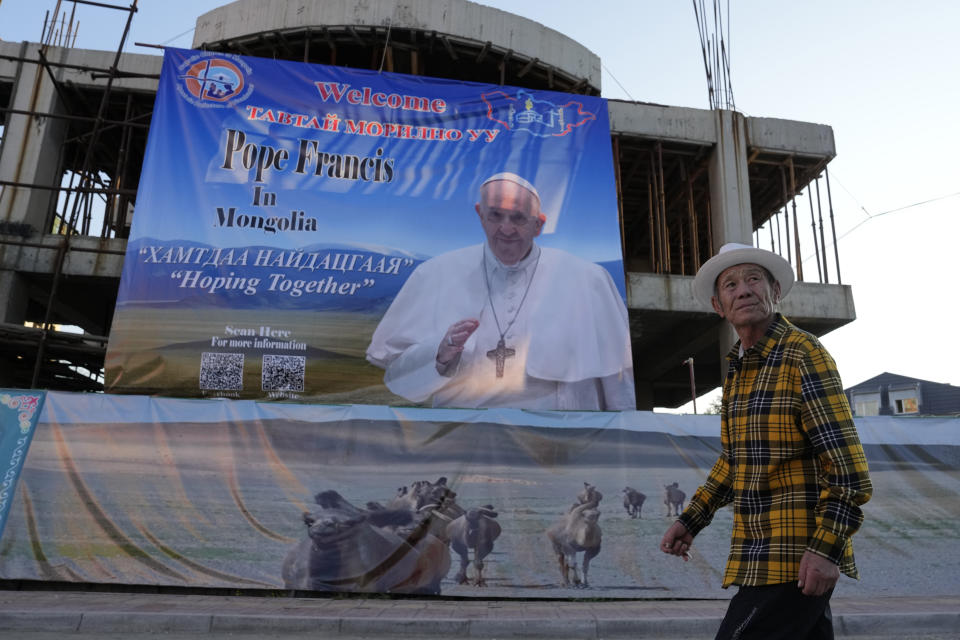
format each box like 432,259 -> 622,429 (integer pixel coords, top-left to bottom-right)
3,633 -> 959,640
1,589 -> 958,639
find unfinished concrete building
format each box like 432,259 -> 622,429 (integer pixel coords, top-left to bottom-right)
0,0 -> 854,409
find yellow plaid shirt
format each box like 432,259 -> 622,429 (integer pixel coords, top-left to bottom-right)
680,314 -> 872,587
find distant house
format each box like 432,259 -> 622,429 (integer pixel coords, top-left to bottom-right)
845,372 -> 960,417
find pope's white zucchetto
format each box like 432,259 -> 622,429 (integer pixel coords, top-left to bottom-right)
480,172 -> 547,224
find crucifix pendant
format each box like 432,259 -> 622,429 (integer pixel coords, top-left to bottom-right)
486,337 -> 516,378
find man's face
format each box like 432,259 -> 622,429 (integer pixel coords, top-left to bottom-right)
711,263 -> 781,331
475,180 -> 543,265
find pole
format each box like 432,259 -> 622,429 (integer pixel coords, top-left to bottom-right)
683,357 -> 697,414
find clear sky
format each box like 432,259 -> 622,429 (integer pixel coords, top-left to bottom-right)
3,0 -> 959,405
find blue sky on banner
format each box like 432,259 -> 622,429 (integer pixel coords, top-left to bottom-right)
3,0 -> 959,403
136,48 -> 621,266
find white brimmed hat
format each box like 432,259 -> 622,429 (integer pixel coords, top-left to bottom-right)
693,243 -> 795,308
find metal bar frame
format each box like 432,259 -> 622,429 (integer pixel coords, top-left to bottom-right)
0,52 -> 160,79
30,0 -> 140,387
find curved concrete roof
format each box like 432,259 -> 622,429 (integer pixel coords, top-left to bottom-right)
192,0 -> 600,91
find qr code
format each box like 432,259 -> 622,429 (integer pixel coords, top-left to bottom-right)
199,352 -> 244,390
262,354 -> 306,392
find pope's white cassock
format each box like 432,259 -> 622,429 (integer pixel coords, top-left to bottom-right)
366,243 -> 636,410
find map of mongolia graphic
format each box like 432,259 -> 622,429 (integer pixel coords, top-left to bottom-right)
482,89 -> 596,137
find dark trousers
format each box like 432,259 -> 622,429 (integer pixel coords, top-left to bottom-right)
715,582 -> 834,640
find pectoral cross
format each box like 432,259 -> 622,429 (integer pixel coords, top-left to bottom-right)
486,337 -> 515,378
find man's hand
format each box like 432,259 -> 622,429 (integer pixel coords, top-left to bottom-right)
436,319 -> 480,372
797,550 -> 839,596
660,520 -> 693,561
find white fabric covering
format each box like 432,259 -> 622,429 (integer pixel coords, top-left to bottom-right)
366,243 -> 635,410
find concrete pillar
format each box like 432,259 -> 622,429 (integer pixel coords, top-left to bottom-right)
0,270 -> 28,324
707,109 -> 753,380
633,379 -> 654,411
0,43 -> 68,231
707,109 -> 753,249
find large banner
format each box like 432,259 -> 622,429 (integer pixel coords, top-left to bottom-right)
1,391 -> 958,599
105,49 -> 632,409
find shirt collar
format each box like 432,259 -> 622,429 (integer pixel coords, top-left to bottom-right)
483,242 -> 540,278
727,313 -> 792,362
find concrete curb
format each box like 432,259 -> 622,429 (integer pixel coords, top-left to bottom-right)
78,611 -> 213,634
0,611 -> 83,632
209,614 -> 339,634
1,612 -> 722,638
835,612 -> 960,637
2,592 -> 959,638
468,618 -> 598,638
11,611 -> 954,638
597,616 -> 720,638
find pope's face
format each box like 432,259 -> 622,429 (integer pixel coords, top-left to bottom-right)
711,263 -> 781,332
475,180 -> 543,265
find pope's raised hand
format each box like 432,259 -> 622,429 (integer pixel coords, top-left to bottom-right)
436,319 -> 480,369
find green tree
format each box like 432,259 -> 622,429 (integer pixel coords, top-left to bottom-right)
703,396 -> 723,415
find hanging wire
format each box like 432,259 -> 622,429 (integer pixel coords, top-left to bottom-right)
601,62 -> 636,102
378,19 -> 392,73
693,0 -> 735,110
800,182 -> 960,269
835,191 -> 960,241
160,27 -> 196,46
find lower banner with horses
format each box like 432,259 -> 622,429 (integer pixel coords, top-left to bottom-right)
0,390 -> 956,599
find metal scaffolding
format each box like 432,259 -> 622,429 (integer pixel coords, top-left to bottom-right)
0,1 -> 846,407
0,0 -> 143,391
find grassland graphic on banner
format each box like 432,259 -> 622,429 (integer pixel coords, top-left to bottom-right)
2,392 -> 959,598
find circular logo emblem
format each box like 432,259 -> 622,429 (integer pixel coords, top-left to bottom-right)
182,58 -> 245,102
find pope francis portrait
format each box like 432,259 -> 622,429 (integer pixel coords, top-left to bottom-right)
365,172 -> 635,411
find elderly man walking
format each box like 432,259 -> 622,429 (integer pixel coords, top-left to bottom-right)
660,243 -> 872,640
